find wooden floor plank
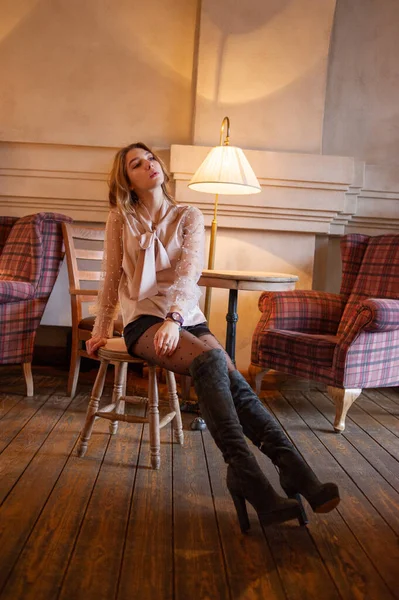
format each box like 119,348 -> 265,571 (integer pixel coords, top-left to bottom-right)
59,411 -> 144,600
0,372 -> 33,396
305,390 -> 399,494
0,391 -> 91,595
359,393 -> 399,437
0,417 -> 110,600
379,388 -> 399,407
253,425 -> 342,600
0,369 -> 398,600
272,390 -> 399,598
0,392 -> 24,420
363,389 -> 399,417
260,392 -> 395,600
173,413 -> 230,600
117,404 -> 174,600
0,381 -> 55,453
0,392 -> 73,504
203,428 -> 288,600
321,391 -> 399,459
355,396 -> 399,438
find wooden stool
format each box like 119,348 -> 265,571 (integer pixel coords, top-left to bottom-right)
77,338 -> 184,469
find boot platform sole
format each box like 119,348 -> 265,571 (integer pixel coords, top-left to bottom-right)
313,496 -> 340,513
257,505 -> 302,529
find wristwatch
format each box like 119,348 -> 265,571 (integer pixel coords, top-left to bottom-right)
165,311 -> 184,327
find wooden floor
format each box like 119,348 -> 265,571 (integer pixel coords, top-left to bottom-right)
0,365 -> 398,600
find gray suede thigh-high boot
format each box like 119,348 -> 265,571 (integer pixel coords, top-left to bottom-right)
229,370 -> 340,516
189,349 -> 301,533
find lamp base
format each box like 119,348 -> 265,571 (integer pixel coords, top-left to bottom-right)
190,416 -> 207,431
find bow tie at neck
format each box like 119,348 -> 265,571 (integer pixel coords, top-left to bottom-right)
126,220 -> 172,302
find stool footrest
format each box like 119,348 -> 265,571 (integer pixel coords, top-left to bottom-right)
96,411 -> 148,424
78,356 -> 183,470
123,395 -> 148,405
98,403 -> 116,413
159,412 -> 176,429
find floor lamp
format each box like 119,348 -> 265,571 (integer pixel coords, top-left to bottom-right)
188,116 -> 261,322
185,118 -> 261,431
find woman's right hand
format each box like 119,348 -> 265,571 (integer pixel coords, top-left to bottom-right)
86,335 -> 108,357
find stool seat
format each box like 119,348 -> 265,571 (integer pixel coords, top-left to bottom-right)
99,337 -> 137,361
77,341 -> 184,469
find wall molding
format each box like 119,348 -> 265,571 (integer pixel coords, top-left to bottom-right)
1,141 -> 398,234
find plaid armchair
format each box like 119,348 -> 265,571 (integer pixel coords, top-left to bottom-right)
251,234 -> 399,433
0,212 -> 72,395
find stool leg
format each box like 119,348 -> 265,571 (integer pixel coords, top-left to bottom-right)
148,365 -> 160,470
109,362 -> 127,435
166,370 -> 184,446
77,359 -> 109,458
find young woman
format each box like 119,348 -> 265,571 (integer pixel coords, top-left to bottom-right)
86,142 -> 340,533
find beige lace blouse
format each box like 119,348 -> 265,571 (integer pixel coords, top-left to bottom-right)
92,200 -> 206,338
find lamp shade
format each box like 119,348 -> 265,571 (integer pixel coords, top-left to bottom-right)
188,145 -> 261,195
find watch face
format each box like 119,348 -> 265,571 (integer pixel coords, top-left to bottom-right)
167,312 -> 183,325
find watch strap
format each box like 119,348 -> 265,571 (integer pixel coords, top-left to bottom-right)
165,311 -> 184,327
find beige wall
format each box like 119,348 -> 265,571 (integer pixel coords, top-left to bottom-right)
0,0 -> 198,147
2,0 -> 398,163
194,0 -> 337,152
323,0 -> 399,164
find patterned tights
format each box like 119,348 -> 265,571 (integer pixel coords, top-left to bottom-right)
130,323 -> 235,375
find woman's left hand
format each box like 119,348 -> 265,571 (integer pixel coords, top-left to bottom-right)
154,320 -> 181,357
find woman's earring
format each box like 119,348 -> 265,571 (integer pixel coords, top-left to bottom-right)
130,189 -> 139,204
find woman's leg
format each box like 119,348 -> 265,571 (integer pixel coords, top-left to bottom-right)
129,323 -> 221,376
129,324 -> 301,532
193,332 -> 340,514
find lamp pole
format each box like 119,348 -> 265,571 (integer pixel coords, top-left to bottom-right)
203,117 -> 230,323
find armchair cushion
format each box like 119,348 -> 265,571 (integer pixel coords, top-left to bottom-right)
257,290 -> 346,333
0,281 -> 35,303
259,330 -> 338,367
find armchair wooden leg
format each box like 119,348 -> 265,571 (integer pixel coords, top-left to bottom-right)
248,364 -> 269,395
327,386 -> 362,433
22,362 -> 34,397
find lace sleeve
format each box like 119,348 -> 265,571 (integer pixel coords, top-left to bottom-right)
91,211 -> 123,338
166,206 -> 205,317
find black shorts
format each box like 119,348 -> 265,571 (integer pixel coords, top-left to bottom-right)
123,315 -> 212,355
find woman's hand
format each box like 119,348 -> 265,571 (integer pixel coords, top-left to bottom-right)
86,335 -> 108,357
154,320 -> 180,357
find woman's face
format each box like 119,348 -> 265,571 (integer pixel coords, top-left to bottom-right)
125,147 -> 165,193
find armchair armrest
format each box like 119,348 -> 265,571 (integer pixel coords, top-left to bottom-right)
360,299 -> 399,332
0,281 -> 35,303
337,297 -> 399,350
257,290 -> 346,334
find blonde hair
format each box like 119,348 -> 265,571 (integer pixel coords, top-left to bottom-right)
108,142 -> 176,214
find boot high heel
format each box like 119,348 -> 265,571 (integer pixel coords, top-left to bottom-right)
226,463 -> 302,533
